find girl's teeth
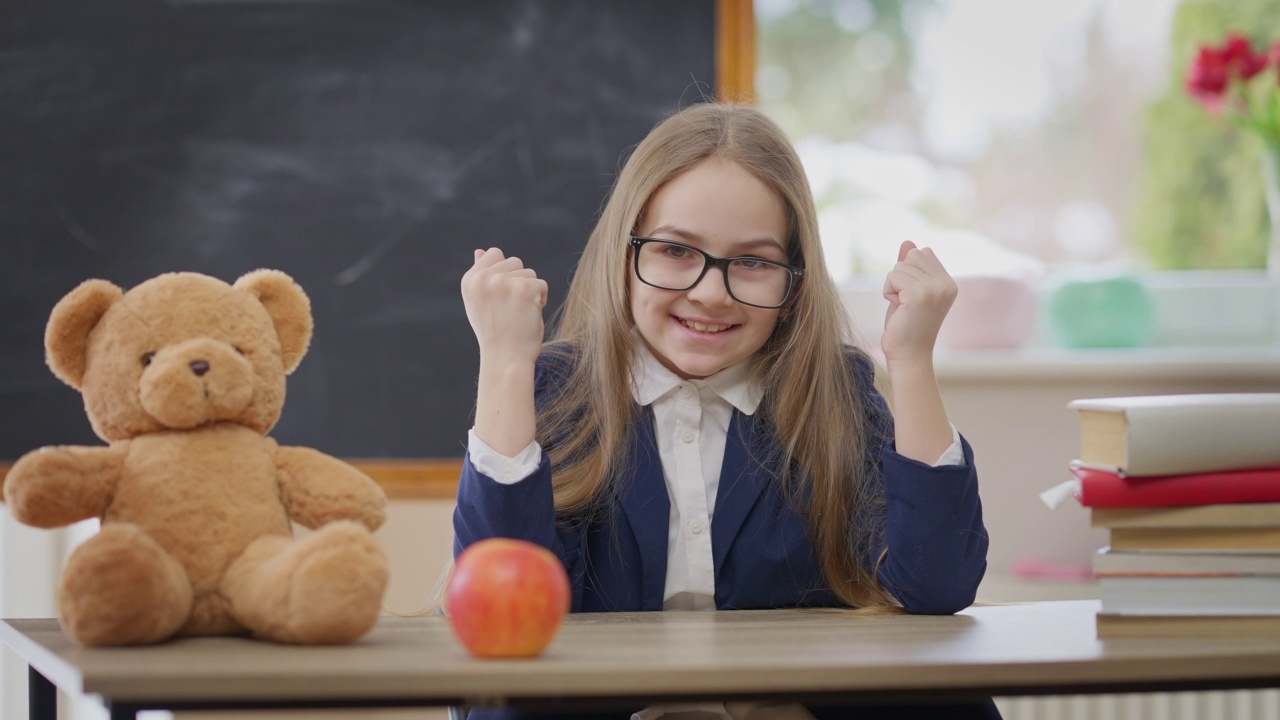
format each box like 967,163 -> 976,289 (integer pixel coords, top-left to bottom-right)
685,320 -> 729,333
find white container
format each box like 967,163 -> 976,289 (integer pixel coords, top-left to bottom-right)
1144,270 -> 1278,347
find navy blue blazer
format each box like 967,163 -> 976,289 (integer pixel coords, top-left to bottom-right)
453,349 -> 989,616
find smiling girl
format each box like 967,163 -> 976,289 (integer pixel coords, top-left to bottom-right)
455,103 -> 996,720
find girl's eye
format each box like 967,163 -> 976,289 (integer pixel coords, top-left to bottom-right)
662,245 -> 692,259
141,352 -> 156,366
736,257 -> 781,271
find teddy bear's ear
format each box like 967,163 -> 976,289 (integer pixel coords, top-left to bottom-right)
234,269 -> 313,373
45,279 -> 124,389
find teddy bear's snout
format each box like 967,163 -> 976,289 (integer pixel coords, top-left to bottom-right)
139,339 -> 256,429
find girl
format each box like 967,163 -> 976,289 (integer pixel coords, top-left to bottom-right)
455,103 -> 996,720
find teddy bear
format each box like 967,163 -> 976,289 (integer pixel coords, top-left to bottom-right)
2,270 -> 390,646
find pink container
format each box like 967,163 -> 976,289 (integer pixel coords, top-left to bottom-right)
936,275 -> 1038,351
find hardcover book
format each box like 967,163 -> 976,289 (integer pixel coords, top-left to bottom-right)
1097,613 -> 1280,638
1108,526 -> 1280,553
1069,464 -> 1280,509
1093,548 -> 1280,577
1091,502 -> 1280,528
1099,575 -> 1280,615
1069,393 -> 1280,477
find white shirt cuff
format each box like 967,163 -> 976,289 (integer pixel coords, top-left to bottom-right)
932,425 -> 965,467
467,429 -> 542,485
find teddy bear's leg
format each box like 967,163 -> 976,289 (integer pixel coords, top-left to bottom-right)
59,523 -> 193,646
222,520 -> 389,644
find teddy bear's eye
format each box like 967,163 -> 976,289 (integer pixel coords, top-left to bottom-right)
141,352 -> 156,366
233,346 -> 246,356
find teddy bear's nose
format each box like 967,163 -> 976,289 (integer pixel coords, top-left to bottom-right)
189,361 -> 210,377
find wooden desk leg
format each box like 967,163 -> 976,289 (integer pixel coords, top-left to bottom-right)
28,666 -> 55,720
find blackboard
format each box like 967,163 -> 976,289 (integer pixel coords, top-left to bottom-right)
0,0 -> 718,460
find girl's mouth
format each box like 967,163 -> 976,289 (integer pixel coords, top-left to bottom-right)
676,317 -> 736,334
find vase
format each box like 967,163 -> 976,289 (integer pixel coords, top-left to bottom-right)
1261,145 -> 1280,278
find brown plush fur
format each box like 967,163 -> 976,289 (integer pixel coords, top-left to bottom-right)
3,270 -> 390,646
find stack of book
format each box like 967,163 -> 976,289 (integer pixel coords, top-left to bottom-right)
1066,393 -> 1280,638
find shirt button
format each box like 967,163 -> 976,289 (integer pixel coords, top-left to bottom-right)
682,385 -> 696,398
689,520 -> 704,534
681,430 -> 695,443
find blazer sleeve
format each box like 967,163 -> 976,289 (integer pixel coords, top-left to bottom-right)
451,350 -> 593,609
850,352 -> 990,615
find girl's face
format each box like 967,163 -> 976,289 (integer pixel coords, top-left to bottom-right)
630,157 -> 790,380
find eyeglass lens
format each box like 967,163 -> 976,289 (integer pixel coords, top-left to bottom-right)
636,240 -> 791,308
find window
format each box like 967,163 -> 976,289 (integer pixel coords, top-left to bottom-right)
758,0 -> 1280,351
757,0 -> 1248,280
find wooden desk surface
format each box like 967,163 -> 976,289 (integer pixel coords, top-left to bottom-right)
5,600 -> 1280,708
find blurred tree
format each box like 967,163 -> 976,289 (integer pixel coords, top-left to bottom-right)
1132,0 -> 1280,269
756,0 -> 935,141
963,11 -> 1149,265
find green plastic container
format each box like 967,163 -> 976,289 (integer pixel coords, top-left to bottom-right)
1044,274 -> 1155,348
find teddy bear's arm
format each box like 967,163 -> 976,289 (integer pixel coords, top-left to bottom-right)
274,446 -> 388,532
3,444 -> 127,528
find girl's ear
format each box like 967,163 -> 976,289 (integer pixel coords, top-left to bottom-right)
46,279 -> 124,389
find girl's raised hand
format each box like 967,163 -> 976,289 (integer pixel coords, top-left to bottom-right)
881,241 -> 957,365
461,247 -> 548,367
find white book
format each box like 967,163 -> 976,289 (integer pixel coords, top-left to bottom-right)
1093,548 -> 1280,577
1099,575 -> 1280,616
1068,393 -> 1280,477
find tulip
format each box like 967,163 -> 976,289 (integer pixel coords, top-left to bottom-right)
1186,46 -> 1229,109
1222,33 -> 1268,80
1185,32 -> 1280,197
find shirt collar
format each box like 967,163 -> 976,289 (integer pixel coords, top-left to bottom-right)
629,339 -> 763,416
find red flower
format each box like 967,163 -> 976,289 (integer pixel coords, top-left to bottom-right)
1186,33 -> 1272,111
1187,33 -> 1280,151
1222,33 -> 1269,80
1186,46 -> 1230,106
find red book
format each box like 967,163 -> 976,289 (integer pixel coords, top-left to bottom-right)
1070,464 -> 1280,508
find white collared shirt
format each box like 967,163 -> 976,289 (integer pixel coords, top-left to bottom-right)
627,343 -> 761,610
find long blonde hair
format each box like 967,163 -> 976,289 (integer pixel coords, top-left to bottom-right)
543,102 -> 897,609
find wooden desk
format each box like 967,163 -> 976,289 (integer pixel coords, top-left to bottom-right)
5,600 -> 1280,719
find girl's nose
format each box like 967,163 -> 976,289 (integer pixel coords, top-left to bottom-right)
685,266 -> 735,307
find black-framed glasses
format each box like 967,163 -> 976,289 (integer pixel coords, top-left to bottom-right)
629,236 -> 804,309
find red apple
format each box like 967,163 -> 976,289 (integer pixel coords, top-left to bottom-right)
447,537 -> 571,658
